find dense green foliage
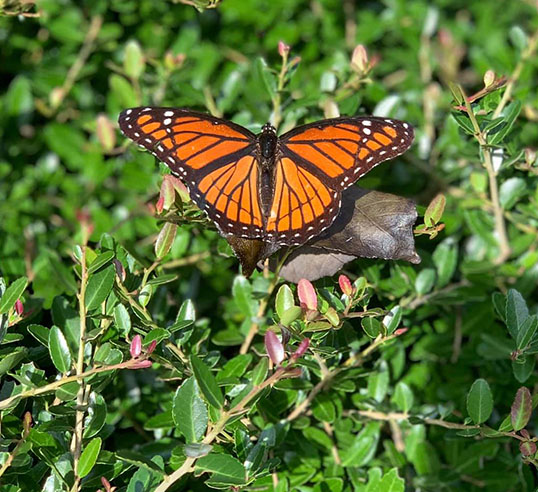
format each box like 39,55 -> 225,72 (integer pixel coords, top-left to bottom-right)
1,0 -> 538,490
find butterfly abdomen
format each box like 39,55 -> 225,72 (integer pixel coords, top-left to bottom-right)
258,124 -> 278,221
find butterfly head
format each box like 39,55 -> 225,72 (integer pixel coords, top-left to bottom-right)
261,123 -> 276,135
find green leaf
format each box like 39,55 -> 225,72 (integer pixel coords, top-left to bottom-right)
173,377 -> 208,443
383,306 -> 402,335
251,356 -> 268,385
466,379 -> 493,424
432,239 -> 458,288
451,112 -> 475,135
87,251 -> 115,274
177,298 -> 195,320
27,324 -> 50,347
377,468 -> 405,492
114,304 -> 131,337
0,277 -> 28,315
509,25 -> 528,51
367,361 -> 389,402
512,356 -> 535,383
109,73 -> 138,108
415,268 -> 435,295
255,57 -> 277,98
78,437 -> 102,478
280,306 -> 302,327
489,100 -> 521,145
49,326 -> 72,373
499,177 -> 526,209
312,394 -> 336,422
85,265 -> 115,311
505,289 -> 529,340
195,453 -> 246,485
511,387 -> 532,431
517,315 -> 537,350
190,355 -> 224,409
424,194 -> 446,227
392,382 -> 414,412
362,317 -> 381,338
232,276 -> 253,316
275,284 -> 295,318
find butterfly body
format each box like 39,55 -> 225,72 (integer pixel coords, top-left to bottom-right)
119,108 -> 414,246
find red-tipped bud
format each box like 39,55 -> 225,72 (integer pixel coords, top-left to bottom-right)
338,275 -> 354,297
76,209 -> 94,238
394,328 -> 408,336
278,40 -> 290,57
265,330 -> 285,365
130,335 -> 142,358
298,279 -> 317,311
288,56 -> 301,69
146,340 -> 157,354
483,69 -> 495,88
164,51 -> 186,71
159,175 -> 177,212
292,338 -> 310,360
351,44 -> 368,73
155,195 -> 165,214
15,299 -> 24,316
101,477 -> 111,492
113,259 -> 126,282
132,359 -> 153,369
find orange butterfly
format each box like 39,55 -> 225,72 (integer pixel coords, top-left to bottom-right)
118,108 -> 414,245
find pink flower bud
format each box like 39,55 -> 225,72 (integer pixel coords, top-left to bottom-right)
146,340 -> 157,354
351,44 -> 368,73
394,328 -> 408,336
15,299 -> 24,316
265,330 -> 285,365
297,279 -> 317,311
132,359 -> 153,369
483,70 -> 495,88
278,40 -> 290,57
101,477 -> 112,492
292,338 -> 310,359
338,275 -> 353,296
155,195 -> 165,214
130,335 -> 142,358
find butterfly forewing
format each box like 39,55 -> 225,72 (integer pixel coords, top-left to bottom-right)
280,116 -> 414,191
118,107 -> 266,238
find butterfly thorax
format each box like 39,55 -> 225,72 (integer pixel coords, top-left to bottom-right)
258,123 -> 278,219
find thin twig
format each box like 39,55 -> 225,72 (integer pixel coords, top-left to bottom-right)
0,358 -> 147,411
461,87 -> 511,264
71,237 -> 90,491
52,16 -> 103,112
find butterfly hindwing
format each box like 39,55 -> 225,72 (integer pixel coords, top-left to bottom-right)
266,156 -> 340,245
118,107 -> 265,238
